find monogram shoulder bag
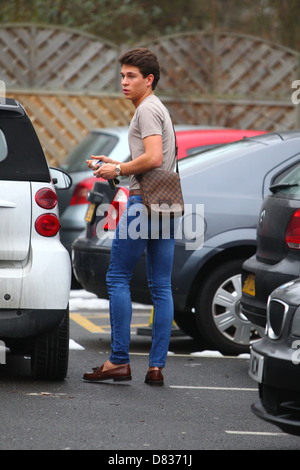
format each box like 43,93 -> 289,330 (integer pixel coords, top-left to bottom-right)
139,125 -> 184,218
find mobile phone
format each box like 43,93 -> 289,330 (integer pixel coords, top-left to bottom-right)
90,160 -> 119,189
91,159 -> 103,169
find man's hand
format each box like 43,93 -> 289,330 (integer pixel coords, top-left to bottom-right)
86,154 -> 113,169
94,163 -> 118,180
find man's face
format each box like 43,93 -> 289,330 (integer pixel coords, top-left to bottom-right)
120,64 -> 153,107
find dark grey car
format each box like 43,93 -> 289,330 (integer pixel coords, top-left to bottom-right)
241,158 -> 300,328
72,131 -> 300,355
249,278 -> 300,436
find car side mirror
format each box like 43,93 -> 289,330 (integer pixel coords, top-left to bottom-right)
50,167 -> 72,190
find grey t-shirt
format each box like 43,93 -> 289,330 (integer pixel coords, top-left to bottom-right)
128,94 -> 176,190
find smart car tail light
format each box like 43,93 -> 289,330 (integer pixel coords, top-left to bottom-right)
285,209 -> 300,249
104,187 -> 129,231
35,214 -> 60,237
35,188 -> 57,209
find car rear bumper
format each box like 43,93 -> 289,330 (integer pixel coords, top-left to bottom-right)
72,238 -> 112,300
0,308 -> 67,339
73,235 -> 156,304
0,239 -> 71,311
250,339 -> 300,435
241,253 -> 300,327
72,236 -> 194,310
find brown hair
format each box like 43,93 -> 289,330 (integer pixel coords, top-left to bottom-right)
118,48 -> 160,90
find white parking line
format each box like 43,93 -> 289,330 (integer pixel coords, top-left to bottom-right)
170,385 -> 257,391
225,430 -> 286,436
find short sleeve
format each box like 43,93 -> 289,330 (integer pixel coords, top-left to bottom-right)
137,100 -> 164,139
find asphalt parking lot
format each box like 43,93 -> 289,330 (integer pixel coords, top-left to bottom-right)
1,289 -> 300,452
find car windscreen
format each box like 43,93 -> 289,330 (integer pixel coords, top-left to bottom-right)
60,132 -> 118,172
0,115 -> 50,182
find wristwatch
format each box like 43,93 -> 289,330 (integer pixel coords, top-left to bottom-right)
115,164 -> 122,176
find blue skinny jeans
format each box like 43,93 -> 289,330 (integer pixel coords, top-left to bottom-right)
106,195 -> 175,368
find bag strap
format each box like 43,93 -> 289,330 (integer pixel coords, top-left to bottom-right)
136,119 -> 178,178
172,122 -> 179,173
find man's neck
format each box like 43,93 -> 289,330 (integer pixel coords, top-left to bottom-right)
133,90 -> 154,108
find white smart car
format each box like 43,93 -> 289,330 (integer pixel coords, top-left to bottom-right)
0,98 -> 72,380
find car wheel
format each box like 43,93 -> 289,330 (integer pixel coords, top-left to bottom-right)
174,310 -> 198,338
31,308 -> 69,381
174,311 -> 210,348
195,259 -> 264,355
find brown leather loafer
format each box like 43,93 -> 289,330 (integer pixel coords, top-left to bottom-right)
144,368 -> 164,386
83,364 -> 132,382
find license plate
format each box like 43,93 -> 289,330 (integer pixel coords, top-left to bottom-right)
85,203 -> 96,223
242,273 -> 255,296
249,349 -> 264,383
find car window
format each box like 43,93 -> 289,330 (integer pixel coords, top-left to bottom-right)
0,129 -> 7,161
60,132 -> 118,172
0,116 -> 50,182
270,160 -> 300,196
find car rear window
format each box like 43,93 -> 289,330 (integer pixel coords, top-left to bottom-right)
0,129 -> 7,161
270,160 -> 300,197
0,114 -> 50,182
60,132 -> 118,172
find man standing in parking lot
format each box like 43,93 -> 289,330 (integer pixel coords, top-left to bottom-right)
83,48 -> 176,386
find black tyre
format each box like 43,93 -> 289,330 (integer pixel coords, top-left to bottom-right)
174,310 -> 210,349
174,310 -> 198,338
195,259 -> 264,355
31,308 -> 69,381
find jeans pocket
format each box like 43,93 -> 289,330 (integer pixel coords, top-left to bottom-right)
128,195 -> 143,206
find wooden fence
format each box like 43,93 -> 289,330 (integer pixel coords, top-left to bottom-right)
1,24 -> 299,165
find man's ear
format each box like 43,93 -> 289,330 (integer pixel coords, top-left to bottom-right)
147,74 -> 154,87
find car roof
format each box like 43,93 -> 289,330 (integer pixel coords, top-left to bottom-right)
0,98 -> 25,116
